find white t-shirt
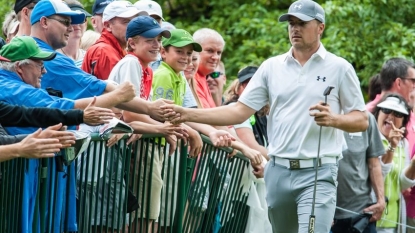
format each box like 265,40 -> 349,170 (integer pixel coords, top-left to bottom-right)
239,44 -> 366,159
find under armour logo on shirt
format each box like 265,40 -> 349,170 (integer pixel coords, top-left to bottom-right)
317,76 -> 326,82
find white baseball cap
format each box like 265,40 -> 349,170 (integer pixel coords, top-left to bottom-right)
103,0 -> 148,22
134,0 -> 164,21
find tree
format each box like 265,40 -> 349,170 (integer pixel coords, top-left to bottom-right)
1,0 -> 414,99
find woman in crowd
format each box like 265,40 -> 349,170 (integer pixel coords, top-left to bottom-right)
372,93 -> 413,233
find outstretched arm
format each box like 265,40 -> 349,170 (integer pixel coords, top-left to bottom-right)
162,101 -> 256,126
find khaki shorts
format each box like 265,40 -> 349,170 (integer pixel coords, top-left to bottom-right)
130,141 -> 164,220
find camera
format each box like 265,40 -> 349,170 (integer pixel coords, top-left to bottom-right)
350,212 -> 372,233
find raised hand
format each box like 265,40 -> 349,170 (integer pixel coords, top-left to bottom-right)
17,128 -> 62,158
389,121 -> 405,148
208,130 -> 235,147
187,128 -> 202,157
38,123 -> 76,148
83,96 -> 115,125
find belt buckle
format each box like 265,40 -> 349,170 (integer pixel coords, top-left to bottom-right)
289,159 -> 300,169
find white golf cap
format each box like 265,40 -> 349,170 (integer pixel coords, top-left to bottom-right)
103,0 -> 148,22
134,0 -> 164,21
377,96 -> 409,115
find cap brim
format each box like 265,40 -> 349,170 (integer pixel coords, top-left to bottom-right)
70,6 -> 92,17
169,41 -> 202,52
279,13 -> 314,22
57,12 -> 86,24
31,51 -> 57,61
377,100 -> 409,115
146,10 -> 164,21
141,28 -> 171,39
238,73 -> 253,83
0,55 -> 11,62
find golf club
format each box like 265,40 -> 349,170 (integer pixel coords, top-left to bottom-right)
308,85 -> 335,233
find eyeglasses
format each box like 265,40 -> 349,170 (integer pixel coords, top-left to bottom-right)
47,17 -> 72,27
401,78 -> 415,85
380,108 -> 405,118
207,71 -> 223,79
31,61 -> 45,72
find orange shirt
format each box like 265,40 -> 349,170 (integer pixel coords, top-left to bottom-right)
194,71 -> 216,108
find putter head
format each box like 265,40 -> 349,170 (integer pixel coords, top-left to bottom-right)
323,86 -> 335,96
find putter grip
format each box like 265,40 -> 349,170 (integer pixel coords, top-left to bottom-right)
308,215 -> 315,233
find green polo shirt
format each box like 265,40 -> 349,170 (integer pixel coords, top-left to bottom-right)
152,61 -> 186,106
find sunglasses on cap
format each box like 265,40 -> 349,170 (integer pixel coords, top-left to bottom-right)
380,108 -> 405,118
207,71 -> 223,79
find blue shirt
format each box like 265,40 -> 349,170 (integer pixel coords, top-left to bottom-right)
0,69 -> 77,232
34,37 -> 107,100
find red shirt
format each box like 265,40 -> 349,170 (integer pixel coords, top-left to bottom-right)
194,71 -> 216,108
82,29 -> 127,80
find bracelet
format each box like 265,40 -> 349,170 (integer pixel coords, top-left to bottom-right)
387,145 -> 395,152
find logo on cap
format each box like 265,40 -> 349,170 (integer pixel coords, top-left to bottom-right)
148,3 -> 152,8
293,3 -> 302,10
153,19 -> 157,24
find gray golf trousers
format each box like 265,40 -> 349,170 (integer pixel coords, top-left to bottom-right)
264,158 -> 338,233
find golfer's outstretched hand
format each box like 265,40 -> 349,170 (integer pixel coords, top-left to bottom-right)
160,104 -> 186,124
309,101 -> 336,127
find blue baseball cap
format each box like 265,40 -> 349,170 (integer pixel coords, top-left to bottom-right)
30,0 -> 86,25
92,0 -> 113,15
126,15 -> 171,39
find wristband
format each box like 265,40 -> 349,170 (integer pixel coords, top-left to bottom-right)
387,145 -> 395,152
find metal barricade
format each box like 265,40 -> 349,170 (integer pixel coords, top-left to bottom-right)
0,133 -> 252,233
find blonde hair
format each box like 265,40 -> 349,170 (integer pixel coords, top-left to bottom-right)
80,30 -> 100,50
187,78 -> 203,108
2,11 -> 19,40
126,35 -> 140,52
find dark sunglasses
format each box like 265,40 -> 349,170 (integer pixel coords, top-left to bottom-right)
47,17 -> 72,27
207,71 -> 223,79
380,108 -> 405,118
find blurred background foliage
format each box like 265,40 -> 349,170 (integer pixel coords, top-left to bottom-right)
1,0 -> 415,99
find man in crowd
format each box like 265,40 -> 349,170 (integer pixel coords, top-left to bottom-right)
14,0 -> 38,37
207,61 -> 226,106
90,0 -> 113,33
193,28 -> 225,108
0,35 -> 135,232
82,0 -> 147,80
161,0 -> 368,232
366,58 -> 415,153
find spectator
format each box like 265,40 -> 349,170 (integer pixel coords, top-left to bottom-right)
331,112 -> 385,233
14,0 -> 38,37
57,0 -> 91,67
193,28 -> 225,108
80,29 -> 100,50
107,16 -> 182,232
2,11 -> 20,43
90,0 -> 113,33
208,61 -> 226,106
160,0 -> 368,232
371,94 -> 413,233
223,67 -> 268,158
366,58 -> 415,152
0,35 -> 133,232
134,0 -> 164,24
82,0 -> 147,80
184,50 -> 202,108
30,0 -> 171,121
152,28 -> 236,231
368,73 -> 381,101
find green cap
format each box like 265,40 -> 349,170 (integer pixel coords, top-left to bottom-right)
0,36 -> 56,62
162,29 -> 202,52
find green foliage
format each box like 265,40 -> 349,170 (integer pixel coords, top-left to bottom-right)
1,0 -> 415,98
